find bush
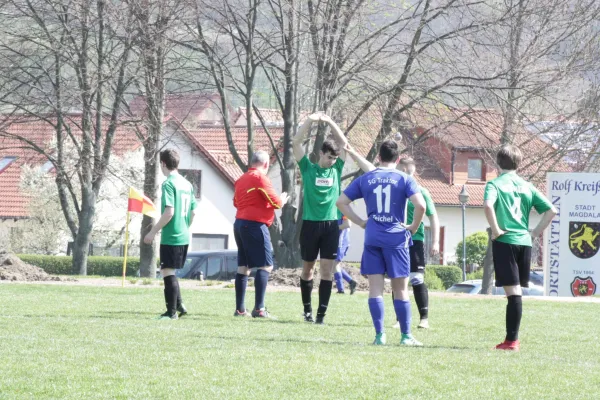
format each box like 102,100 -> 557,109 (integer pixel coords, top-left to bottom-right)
427,265 -> 463,289
17,254 -> 141,277
467,268 -> 484,280
423,269 -> 444,291
456,231 -> 488,267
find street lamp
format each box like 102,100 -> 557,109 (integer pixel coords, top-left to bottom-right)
458,185 -> 470,282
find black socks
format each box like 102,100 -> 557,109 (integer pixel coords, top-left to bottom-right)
300,278 -> 314,314
506,295 -> 523,341
317,280 -> 333,317
412,283 -> 429,319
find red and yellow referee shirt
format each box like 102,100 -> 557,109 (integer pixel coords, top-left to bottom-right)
233,168 -> 283,226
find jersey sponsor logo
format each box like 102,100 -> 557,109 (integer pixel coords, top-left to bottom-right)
315,177 -> 333,187
569,222 -> 600,259
570,276 -> 596,297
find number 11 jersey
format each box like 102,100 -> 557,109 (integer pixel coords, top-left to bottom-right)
343,168 -> 419,248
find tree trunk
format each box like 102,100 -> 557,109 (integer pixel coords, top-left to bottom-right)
139,140 -> 159,277
481,227 -> 494,294
72,186 -> 96,275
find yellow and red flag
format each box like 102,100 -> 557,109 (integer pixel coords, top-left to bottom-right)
127,187 -> 157,218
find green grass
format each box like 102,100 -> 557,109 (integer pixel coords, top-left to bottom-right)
1,284 -> 599,399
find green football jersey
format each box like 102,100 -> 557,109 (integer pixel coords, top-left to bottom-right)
407,186 -> 437,242
160,172 -> 197,246
483,171 -> 552,246
298,155 -> 344,221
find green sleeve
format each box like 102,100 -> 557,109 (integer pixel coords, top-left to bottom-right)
162,181 -> 175,208
531,185 -> 552,214
483,182 -> 497,203
297,155 -> 310,173
334,157 -> 345,175
422,188 -> 436,216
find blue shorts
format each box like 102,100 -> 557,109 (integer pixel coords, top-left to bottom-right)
360,245 -> 410,278
234,219 -> 274,268
336,246 -> 349,262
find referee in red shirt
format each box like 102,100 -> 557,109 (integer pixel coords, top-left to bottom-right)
233,151 -> 289,318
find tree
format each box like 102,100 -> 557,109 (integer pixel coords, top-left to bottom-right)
0,0 -> 136,274
126,0 -> 186,277
456,231 -> 488,268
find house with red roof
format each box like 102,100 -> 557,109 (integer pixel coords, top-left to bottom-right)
339,106 -> 571,264
0,94 -> 571,265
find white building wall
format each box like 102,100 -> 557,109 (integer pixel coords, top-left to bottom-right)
161,125 -> 237,250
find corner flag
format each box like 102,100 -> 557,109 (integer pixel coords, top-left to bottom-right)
122,187 -> 158,286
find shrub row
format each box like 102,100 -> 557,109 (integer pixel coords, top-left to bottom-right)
427,265 -> 463,289
17,255 -> 142,277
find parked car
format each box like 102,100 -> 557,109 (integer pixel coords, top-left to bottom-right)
173,250 -> 239,280
446,279 -> 544,296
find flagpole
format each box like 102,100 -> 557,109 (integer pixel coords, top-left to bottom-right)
122,210 -> 131,287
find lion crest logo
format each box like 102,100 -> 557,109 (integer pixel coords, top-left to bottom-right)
571,277 -> 596,297
569,222 -> 600,259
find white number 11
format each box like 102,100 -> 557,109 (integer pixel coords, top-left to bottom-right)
373,184 -> 391,213
181,194 -> 190,217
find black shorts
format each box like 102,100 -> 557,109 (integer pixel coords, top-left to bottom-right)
492,241 -> 531,287
234,219 -> 274,268
410,240 -> 426,273
300,220 -> 339,261
160,244 -> 189,269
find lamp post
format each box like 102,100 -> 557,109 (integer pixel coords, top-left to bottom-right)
458,185 -> 470,282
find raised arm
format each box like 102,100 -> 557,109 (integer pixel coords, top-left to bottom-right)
345,144 -> 376,173
321,115 -> 348,160
293,114 -> 321,162
531,206 -> 557,238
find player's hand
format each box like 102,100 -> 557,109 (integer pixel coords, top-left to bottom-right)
406,223 -> 419,234
143,231 -> 155,245
491,229 -> 506,240
307,112 -> 323,122
319,114 -> 332,124
280,192 -> 290,205
358,219 -> 367,229
344,143 -> 357,154
529,228 -> 540,238
430,242 -> 440,257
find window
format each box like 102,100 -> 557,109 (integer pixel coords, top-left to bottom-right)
192,234 -> 228,250
467,159 -> 483,180
205,256 -> 222,280
180,169 -> 202,199
0,156 -> 16,174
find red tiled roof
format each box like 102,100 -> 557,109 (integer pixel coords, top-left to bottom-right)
182,124 -> 286,184
0,116 -> 141,219
128,93 -> 224,126
345,105 -> 572,206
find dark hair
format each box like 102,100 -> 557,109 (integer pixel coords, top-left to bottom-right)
321,140 -> 340,156
399,157 -> 415,166
379,140 -> 399,163
496,144 -> 522,170
160,149 -> 180,170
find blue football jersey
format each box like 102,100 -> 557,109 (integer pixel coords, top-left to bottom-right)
343,168 -> 419,248
338,217 -> 350,248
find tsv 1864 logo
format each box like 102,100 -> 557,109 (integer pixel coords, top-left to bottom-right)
569,222 -> 600,259
571,277 -> 596,297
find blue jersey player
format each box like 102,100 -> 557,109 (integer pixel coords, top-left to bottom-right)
334,215 -> 357,294
337,140 -> 426,346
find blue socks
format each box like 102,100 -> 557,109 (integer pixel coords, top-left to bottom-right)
235,273 -> 248,312
334,272 -> 344,292
341,269 -> 353,283
393,299 -> 411,334
368,297 -> 385,334
254,269 -> 269,310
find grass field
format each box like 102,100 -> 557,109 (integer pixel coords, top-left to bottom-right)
1,283 -> 599,399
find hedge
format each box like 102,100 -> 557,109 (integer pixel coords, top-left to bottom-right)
423,269 -> 444,291
17,255 -> 143,277
427,265 -> 463,289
